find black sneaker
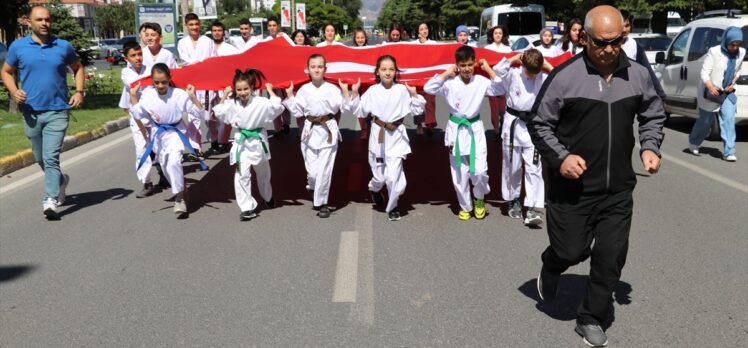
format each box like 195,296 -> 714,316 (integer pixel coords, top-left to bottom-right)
240,210 -> 258,221
370,190 -> 384,206
575,323 -> 608,347
204,145 -> 221,158
265,198 -> 275,209
136,183 -> 159,198
317,205 -> 331,218
218,143 -> 231,154
537,266 -> 560,302
387,208 -> 401,221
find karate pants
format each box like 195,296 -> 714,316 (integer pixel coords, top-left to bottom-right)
302,143 -> 337,207
368,152 -> 406,213
449,153 -> 490,212
128,115 -> 151,184
501,117 -> 544,208
234,155 -> 272,212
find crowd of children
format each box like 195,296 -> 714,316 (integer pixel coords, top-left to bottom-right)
123,13 -> 562,225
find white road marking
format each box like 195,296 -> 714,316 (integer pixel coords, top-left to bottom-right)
0,132 -> 132,197
332,231 -> 359,303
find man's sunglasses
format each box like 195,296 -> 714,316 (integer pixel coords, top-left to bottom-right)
589,35 -> 623,48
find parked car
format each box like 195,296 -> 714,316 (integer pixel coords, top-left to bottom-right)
666,11 -> 686,37
98,38 -> 119,57
628,33 -> 672,69
655,15 -> 748,139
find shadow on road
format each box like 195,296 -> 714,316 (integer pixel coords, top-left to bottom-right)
183,127 -> 514,217
518,274 -> 632,330
58,188 -> 133,218
0,265 -> 36,284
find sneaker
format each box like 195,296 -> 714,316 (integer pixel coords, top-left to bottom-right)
458,210 -> 471,220
136,183 -> 158,198
474,198 -> 486,219
317,205 -> 331,218
173,199 -> 188,218
537,266 -> 560,302
43,198 -> 59,220
265,198 -> 275,209
218,143 -> 231,154
203,146 -> 221,158
58,174 -> 69,205
524,208 -> 543,226
370,190 -> 384,206
306,184 -> 314,198
575,323 -> 608,347
508,199 -> 522,219
240,210 -> 258,221
724,154 -> 737,162
688,144 -> 700,156
387,208 -> 401,221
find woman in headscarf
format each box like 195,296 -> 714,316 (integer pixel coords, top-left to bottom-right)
688,27 -> 745,161
534,28 -> 563,56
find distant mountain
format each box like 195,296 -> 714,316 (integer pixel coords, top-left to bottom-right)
361,0 -> 384,21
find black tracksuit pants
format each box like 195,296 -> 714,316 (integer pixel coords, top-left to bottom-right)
541,189 -> 633,325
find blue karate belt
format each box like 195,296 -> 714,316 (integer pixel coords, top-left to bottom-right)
137,122 -> 209,171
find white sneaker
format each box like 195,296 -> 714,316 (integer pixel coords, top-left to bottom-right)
688,144 -> 699,156
43,198 -> 59,219
58,174 -> 70,205
724,154 -> 737,162
174,200 -> 188,218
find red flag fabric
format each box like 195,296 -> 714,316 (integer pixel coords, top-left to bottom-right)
136,37 -> 572,92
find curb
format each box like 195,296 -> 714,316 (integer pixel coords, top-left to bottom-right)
0,116 -> 130,176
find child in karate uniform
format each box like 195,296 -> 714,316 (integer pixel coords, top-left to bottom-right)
344,55 -> 426,221
213,69 -> 285,221
129,63 -> 206,218
283,54 -> 345,218
493,48 -> 552,226
424,45 -> 503,220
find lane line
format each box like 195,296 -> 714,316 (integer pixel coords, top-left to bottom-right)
349,204 -> 375,325
0,132 -> 132,197
332,231 -> 359,303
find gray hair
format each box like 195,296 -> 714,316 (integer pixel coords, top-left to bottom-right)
584,9 -> 624,34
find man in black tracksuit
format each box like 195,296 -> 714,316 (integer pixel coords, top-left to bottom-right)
528,5 -> 665,347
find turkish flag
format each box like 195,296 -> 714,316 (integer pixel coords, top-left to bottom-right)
136,37 -> 572,92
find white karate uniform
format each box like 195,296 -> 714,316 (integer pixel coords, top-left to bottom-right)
493,58 -> 546,208
412,39 -> 437,44
142,46 -> 177,73
283,82 -> 344,207
212,41 -> 240,142
178,35 -> 216,150
556,41 -> 582,55
214,96 -> 284,212
231,35 -> 260,52
262,33 -> 294,45
424,74 -> 503,212
129,87 -> 203,194
119,65 -> 152,184
315,41 -> 344,47
348,83 -> 426,213
484,43 -> 512,53
534,44 -> 564,57
622,37 -> 638,61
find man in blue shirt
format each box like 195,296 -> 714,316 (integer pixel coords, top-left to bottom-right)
1,6 -> 85,220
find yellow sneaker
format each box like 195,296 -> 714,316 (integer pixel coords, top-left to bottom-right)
458,210 -> 471,220
474,198 -> 486,219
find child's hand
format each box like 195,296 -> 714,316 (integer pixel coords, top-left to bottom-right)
338,78 -> 348,91
266,83 -> 274,90
351,78 -> 361,94
404,82 -> 417,96
285,81 -> 294,96
129,82 -> 141,97
543,59 -> 554,72
224,85 -> 232,96
186,84 -> 196,97
510,53 -> 523,63
478,58 -> 491,72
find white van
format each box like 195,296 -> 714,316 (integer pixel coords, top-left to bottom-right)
655,16 -> 748,139
478,3 -> 545,47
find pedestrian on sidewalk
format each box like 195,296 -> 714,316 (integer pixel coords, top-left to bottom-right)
1,6 -> 85,220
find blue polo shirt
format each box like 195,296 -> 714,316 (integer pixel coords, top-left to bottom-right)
5,35 -> 78,111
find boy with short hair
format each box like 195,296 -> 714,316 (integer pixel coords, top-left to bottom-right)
142,22 -> 176,71
424,46 -> 503,220
232,19 -> 260,52
493,48 -> 553,226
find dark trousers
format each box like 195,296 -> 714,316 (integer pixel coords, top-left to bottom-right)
541,189 -> 633,325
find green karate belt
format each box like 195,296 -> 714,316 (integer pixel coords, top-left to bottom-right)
449,114 -> 480,173
235,128 -> 268,164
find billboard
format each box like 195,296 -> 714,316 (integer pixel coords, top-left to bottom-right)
295,3 -> 306,30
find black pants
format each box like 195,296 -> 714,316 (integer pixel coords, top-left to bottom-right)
541,189 -> 633,325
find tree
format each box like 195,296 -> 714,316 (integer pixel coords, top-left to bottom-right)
340,0 -> 363,20
94,2 -> 135,39
0,0 -> 29,44
48,0 -> 95,66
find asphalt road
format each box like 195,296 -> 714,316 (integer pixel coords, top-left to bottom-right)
1,99 -> 746,347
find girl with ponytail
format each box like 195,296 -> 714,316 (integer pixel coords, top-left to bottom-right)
213,68 -> 285,221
